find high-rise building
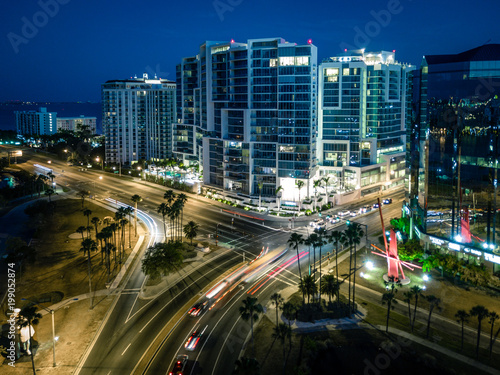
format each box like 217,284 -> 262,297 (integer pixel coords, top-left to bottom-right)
175,38 -> 317,199
410,44 -> 500,244
15,107 -> 57,136
317,50 -> 414,203
57,115 -> 97,134
102,73 -> 176,165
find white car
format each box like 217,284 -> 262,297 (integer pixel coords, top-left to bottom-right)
338,210 -> 351,217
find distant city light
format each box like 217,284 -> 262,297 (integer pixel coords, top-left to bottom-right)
423,274 -> 429,282
366,261 -> 374,270
422,285 -> 427,290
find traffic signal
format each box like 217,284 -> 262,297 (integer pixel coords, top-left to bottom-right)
346,220 -> 351,226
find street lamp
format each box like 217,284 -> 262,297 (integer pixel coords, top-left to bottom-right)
19,298 -> 79,367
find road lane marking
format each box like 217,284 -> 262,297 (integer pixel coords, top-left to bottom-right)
121,343 -> 131,356
211,315 -> 242,375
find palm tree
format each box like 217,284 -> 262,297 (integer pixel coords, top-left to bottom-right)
83,208 -> 92,228
17,306 -> 42,375
488,311 -> 499,356
176,193 -> 188,239
258,180 -> 264,210
157,202 -> 169,239
295,179 -> 305,210
342,222 -> 363,313
282,301 -> 296,350
169,200 -> 182,241
403,291 -> 413,327
320,274 -> 340,303
425,295 -> 441,338
306,232 -> 320,283
80,238 -> 97,308
455,309 -> 470,352
313,179 -> 322,211
470,305 -> 489,359
76,226 -> 87,241
381,278 -> 399,333
233,357 -> 260,375
239,296 -> 264,358
270,292 -> 284,328
287,233 -> 304,300
410,285 -> 423,332
44,187 -> 55,202
329,231 -> 343,301
131,194 -> 143,237
314,227 -> 327,300
272,323 -> 291,375
77,190 -> 89,208
124,206 -> 134,247
299,274 -> 317,304
91,217 -> 101,241
275,185 -> 283,213
184,220 -> 199,245
322,176 -> 331,203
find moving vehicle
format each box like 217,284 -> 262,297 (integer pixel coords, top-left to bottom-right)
383,198 -> 393,205
168,354 -> 188,375
309,218 -> 324,227
185,326 -> 207,351
338,210 -> 351,217
188,301 -> 208,317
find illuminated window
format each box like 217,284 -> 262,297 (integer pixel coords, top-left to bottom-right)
327,76 -> 338,82
343,68 -> 350,76
325,68 -> 339,76
295,56 -> 309,66
279,57 -> 294,66
270,58 -> 277,67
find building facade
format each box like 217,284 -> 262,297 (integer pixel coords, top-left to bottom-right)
57,115 -> 97,134
175,38 -> 317,199
102,74 -> 176,165
15,107 -> 57,136
410,44 -> 500,238
317,50 -> 414,203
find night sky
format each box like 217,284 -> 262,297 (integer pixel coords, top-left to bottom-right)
0,0 -> 498,102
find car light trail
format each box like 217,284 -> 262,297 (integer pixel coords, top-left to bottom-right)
247,251 -> 308,295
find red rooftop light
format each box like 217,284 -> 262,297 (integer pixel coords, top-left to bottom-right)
307,39 -> 312,44
231,39 -> 235,43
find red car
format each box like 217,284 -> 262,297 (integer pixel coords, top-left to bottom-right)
169,354 -> 188,375
188,301 -> 208,317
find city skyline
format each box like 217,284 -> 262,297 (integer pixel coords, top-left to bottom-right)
1,0 -> 498,102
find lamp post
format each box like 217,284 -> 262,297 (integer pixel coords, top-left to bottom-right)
20,298 -> 79,367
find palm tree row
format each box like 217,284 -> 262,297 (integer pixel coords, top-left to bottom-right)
288,222 -> 364,313
157,189 -> 188,242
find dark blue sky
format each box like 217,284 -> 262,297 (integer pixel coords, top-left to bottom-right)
0,0 -> 498,102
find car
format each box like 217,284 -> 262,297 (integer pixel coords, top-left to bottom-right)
328,216 -> 340,224
309,218 -> 324,227
359,205 -> 372,214
383,198 -> 393,205
373,203 -> 380,209
184,326 -> 207,351
349,211 -> 357,217
188,301 -> 208,317
314,221 -> 327,230
338,210 -> 351,217
168,354 -> 188,375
